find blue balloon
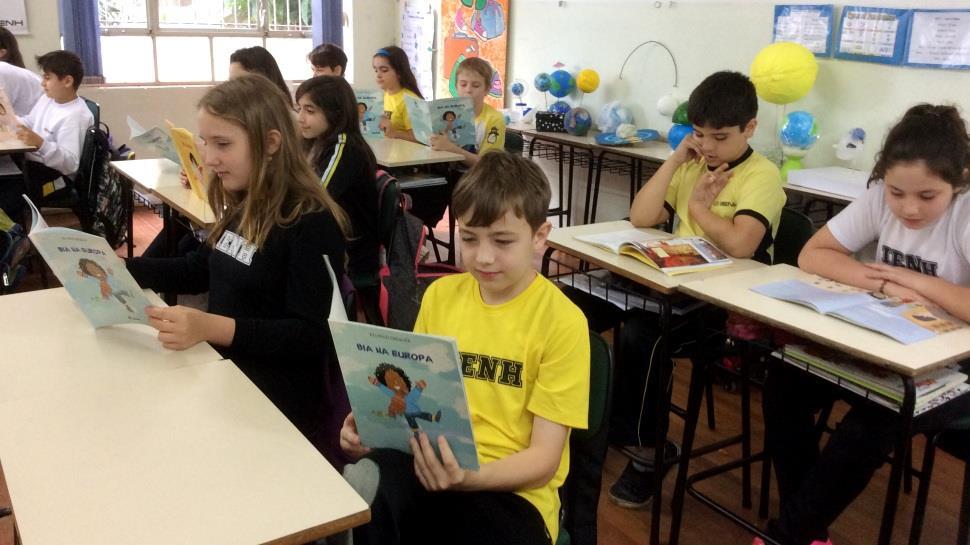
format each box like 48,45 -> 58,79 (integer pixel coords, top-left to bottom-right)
534,73 -> 552,93
780,110 -> 818,149
548,70 -> 576,98
549,100 -> 571,115
511,81 -> 525,96
565,107 -> 592,136
668,123 -> 693,150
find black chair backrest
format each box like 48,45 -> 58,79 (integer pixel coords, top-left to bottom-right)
82,97 -> 100,127
376,170 -> 402,250
773,207 -> 815,266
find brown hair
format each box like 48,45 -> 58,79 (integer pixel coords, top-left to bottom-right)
373,45 -> 424,99
870,104 -> 970,190
229,46 -> 293,108
457,57 -> 493,85
200,75 -> 348,249
452,151 -> 550,231
295,75 -> 377,179
308,43 -> 347,74
0,27 -> 25,68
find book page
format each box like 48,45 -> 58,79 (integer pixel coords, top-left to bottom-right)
0,87 -> 18,141
631,237 -> 732,275
428,97 -> 475,148
574,228 -> 668,254
329,319 -> 480,470
831,299 -> 965,345
127,116 -> 180,163
751,277 -> 876,314
404,95 -> 434,145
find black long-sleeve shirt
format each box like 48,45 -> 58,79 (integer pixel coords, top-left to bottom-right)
127,208 -> 350,463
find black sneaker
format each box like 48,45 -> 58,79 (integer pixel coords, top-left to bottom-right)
620,440 -> 682,468
608,460 -> 654,509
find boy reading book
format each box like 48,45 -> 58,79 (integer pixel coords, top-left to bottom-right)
339,151 -> 590,545
607,71 -> 786,508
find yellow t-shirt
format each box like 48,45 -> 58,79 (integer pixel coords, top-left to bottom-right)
474,104 -> 506,155
383,88 -> 419,131
664,150 -> 786,263
414,273 -> 590,541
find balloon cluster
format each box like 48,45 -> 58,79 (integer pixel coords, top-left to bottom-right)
534,68 -> 602,135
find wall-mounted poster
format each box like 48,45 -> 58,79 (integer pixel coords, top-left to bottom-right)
774,5 -> 834,57
905,9 -> 970,71
439,0 -> 509,109
835,6 -> 912,65
0,0 -> 28,35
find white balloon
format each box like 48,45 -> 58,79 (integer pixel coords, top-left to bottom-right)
657,94 -> 679,117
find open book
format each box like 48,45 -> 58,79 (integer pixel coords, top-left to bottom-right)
23,196 -> 151,327
127,116 -> 180,163
752,276 -> 965,344
0,87 -> 17,138
167,122 -> 208,201
324,258 -> 479,469
354,89 -> 385,138
575,229 -> 732,275
404,95 -> 475,148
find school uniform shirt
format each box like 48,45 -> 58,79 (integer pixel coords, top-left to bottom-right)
664,148 -> 785,264
383,88 -> 419,132
314,133 -> 380,285
827,183 -> 970,286
0,61 -> 42,116
473,103 -> 505,154
126,208 -> 351,465
20,94 -> 94,176
414,273 -> 590,542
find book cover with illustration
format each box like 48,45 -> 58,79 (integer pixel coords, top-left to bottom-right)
127,116 -> 180,164
24,196 -> 151,328
752,276 -> 965,344
404,95 -> 475,148
167,122 -> 208,201
354,89 -> 385,138
0,87 -> 19,142
329,319 -> 480,469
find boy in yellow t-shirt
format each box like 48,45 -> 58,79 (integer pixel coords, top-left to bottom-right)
606,71 -> 786,509
430,57 -> 506,165
340,152 -> 590,545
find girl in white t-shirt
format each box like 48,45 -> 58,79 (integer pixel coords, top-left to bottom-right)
758,104 -> 970,545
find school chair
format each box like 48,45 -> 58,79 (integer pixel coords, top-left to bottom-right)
909,415 -> 970,545
558,330 -> 614,545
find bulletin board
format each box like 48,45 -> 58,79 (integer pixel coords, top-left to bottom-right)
439,0 -> 510,109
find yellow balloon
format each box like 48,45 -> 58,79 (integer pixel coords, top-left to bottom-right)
577,69 -> 600,93
749,42 -> 818,105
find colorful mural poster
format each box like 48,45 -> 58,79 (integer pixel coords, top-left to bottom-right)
439,0 -> 509,109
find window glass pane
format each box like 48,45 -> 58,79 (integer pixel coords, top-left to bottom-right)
213,37 -> 263,81
158,0 -> 258,31
268,0 -> 312,32
266,37 -> 313,81
98,0 -> 148,29
156,37 -> 213,82
100,36 -> 156,83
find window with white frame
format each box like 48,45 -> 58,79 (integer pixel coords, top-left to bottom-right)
97,0 -> 312,84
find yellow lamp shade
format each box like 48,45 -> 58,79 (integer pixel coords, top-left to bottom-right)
750,42 -> 818,105
577,69 -> 600,93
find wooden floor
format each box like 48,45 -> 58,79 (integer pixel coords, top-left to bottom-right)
1,208 -> 965,545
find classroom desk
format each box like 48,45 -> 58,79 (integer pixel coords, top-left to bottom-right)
0,138 -> 35,154
0,287 -> 222,403
543,220 -> 764,545
667,264 -> 970,545
366,137 -> 463,168
0,359 -> 370,545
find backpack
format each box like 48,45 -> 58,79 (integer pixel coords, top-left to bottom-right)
0,211 -> 28,294
376,169 -> 459,330
77,122 -> 129,248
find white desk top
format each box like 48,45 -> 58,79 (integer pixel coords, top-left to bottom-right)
154,182 -> 216,227
0,288 -> 222,402
110,158 -> 183,192
0,360 -> 370,545
785,166 -> 867,203
367,137 -> 463,168
546,220 -> 765,295
507,122 -> 671,162
0,136 -> 35,154
679,264 -> 970,376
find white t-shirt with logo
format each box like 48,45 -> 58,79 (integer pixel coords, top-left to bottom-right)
827,183 -> 970,286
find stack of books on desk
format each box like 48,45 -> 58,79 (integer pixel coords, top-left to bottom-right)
774,344 -> 970,416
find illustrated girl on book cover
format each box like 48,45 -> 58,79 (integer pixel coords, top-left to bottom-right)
370,363 -> 443,432
77,258 -> 136,314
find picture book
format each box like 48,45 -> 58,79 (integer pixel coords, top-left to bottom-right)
404,95 -> 475,148
354,89 -> 385,138
575,229 -> 732,275
752,276 -> 965,344
127,116 -> 180,164
24,196 -> 151,328
167,121 -> 207,201
0,87 -> 19,141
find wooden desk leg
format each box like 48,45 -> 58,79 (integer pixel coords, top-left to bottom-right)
650,298 -> 673,545
878,378 -> 916,545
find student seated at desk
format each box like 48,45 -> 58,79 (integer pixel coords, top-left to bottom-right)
0,50 -> 94,220
339,152 -> 590,545
374,45 -> 422,143
228,46 -> 293,110
0,28 -> 42,116
296,75 -> 380,320
608,71 -> 785,508
127,75 -> 352,467
429,57 -> 506,166
757,105 -> 970,545
308,42 -> 347,77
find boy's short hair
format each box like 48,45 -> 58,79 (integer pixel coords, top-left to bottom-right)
457,57 -> 493,85
452,151 -> 550,232
36,50 -> 84,91
308,43 -> 348,73
687,71 -> 757,129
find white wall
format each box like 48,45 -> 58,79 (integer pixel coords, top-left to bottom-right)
346,0 -> 398,86
15,0 -> 61,70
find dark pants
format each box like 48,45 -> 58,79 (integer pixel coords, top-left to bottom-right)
352,449 -> 551,545
0,159 -> 69,221
142,223 -> 201,258
764,362 -> 970,545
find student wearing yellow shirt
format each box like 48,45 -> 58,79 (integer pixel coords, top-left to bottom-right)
340,152 -> 591,545
373,45 -> 423,142
430,57 -> 506,166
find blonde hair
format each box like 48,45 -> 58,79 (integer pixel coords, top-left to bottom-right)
457,57 -> 493,86
200,75 -> 349,248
